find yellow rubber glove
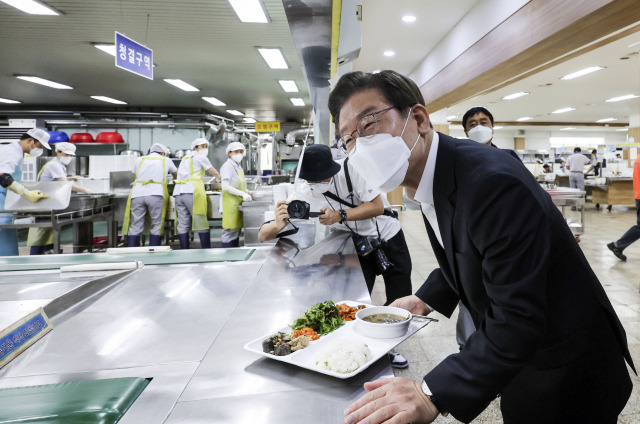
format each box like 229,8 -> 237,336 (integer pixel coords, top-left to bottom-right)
7,181 -> 50,203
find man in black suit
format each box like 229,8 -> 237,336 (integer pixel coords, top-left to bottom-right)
330,70 -> 635,424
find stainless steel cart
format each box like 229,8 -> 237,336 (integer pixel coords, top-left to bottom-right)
546,188 -> 586,242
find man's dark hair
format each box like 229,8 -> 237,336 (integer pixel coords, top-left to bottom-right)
462,107 -> 494,130
543,164 -> 550,168
20,133 -> 32,141
592,149 -> 597,155
328,70 -> 425,129
574,147 -> 581,153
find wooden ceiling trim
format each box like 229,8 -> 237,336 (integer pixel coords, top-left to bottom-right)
422,0 -> 640,113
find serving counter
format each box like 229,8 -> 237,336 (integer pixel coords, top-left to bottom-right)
0,228 -> 398,422
590,177 -> 635,210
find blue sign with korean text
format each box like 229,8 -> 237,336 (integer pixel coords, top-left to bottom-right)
115,32 -> 153,80
0,313 -> 48,361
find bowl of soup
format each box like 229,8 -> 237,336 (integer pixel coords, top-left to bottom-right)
355,306 -> 411,339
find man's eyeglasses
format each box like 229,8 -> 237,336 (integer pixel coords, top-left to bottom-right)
338,106 -> 395,154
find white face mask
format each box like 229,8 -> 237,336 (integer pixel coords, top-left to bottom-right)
467,125 -> 493,144
60,156 -> 73,165
347,108 -> 419,193
308,177 -> 333,194
30,147 -> 43,157
231,153 -> 244,163
198,148 -> 209,157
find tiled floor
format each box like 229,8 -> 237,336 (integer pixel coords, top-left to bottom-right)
370,201 -> 640,423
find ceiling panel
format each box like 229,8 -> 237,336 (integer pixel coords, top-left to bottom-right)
0,0 -> 312,124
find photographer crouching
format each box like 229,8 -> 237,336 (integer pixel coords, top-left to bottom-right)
258,145 -> 413,367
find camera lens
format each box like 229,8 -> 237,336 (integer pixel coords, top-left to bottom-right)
287,200 -> 310,219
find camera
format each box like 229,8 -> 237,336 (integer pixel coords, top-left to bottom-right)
352,234 -> 394,275
287,200 -> 311,219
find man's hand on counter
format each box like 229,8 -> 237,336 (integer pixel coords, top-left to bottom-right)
389,295 -> 433,316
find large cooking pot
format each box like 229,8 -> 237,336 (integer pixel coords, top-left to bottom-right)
120,150 -> 142,157
96,132 -> 124,143
69,132 -> 94,143
173,149 -> 193,159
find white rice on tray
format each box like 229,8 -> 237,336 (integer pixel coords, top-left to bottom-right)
315,340 -> 371,374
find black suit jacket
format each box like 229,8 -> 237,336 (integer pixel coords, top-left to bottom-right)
415,133 -> 634,422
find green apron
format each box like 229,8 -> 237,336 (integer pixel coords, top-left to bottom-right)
222,165 -> 246,230
26,160 -> 56,247
174,155 -> 209,231
122,157 -> 169,236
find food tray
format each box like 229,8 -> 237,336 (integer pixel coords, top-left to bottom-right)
243,300 -> 436,379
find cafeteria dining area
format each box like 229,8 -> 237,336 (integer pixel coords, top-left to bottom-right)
1,1 -> 640,423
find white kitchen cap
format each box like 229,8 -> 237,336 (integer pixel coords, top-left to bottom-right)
27,128 -> 51,149
191,138 -> 209,150
55,142 -> 76,156
150,143 -> 168,154
226,141 -> 245,154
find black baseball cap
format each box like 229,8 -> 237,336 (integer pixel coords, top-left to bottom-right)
299,144 -> 341,181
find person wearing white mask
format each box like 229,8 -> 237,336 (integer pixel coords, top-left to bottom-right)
173,138 -> 221,249
220,141 -> 252,247
26,142 -> 91,254
462,106 -> 520,161
330,70 -> 634,424
121,143 -> 177,248
0,128 -> 51,256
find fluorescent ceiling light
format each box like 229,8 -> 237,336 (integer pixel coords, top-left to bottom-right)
446,115 -> 457,120
257,48 -> 288,69
596,118 -> 617,123
94,44 -> 116,56
0,0 -> 59,15
228,0 -> 268,23
605,94 -> 639,102
502,92 -> 529,100
516,117 -> 533,122
227,110 -> 244,116
493,126 -> 503,130
560,66 -> 604,80
278,80 -> 298,92
91,95 -> 127,105
0,97 -> 21,104
628,41 -> 640,48
290,98 -> 305,106
383,50 -> 395,57
164,79 -> 199,92
560,127 -> 576,131
552,107 -> 575,114
202,96 -> 226,106
16,76 -> 72,89
616,128 -> 628,131
402,15 -> 416,23
243,117 -> 257,123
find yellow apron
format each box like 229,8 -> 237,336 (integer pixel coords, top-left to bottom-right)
174,155 -> 209,231
222,165 -> 246,230
27,160 -> 57,247
122,157 -> 169,236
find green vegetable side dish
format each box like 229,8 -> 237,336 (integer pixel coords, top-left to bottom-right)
291,300 -> 345,335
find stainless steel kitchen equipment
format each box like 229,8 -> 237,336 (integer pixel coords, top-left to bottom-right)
0,229 -> 407,423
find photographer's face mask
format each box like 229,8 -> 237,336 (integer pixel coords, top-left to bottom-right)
348,107 -> 420,193
307,177 -> 333,194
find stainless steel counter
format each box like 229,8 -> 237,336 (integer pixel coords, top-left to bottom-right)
0,230 -> 395,422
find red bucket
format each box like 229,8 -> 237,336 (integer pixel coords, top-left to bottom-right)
69,132 -> 94,143
95,132 -> 124,143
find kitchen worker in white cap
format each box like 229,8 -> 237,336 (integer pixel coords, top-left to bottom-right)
173,138 -> 221,249
27,142 -> 92,255
122,143 -> 177,247
0,128 -> 51,256
220,141 -> 252,247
